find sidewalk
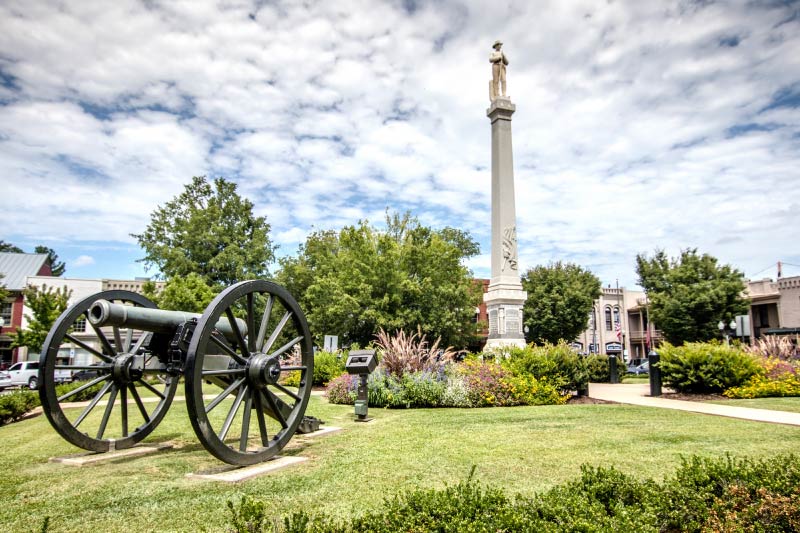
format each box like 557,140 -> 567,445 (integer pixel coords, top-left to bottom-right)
588,383 -> 800,427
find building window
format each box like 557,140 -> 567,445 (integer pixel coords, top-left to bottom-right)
0,301 -> 12,324
73,318 -> 86,333
588,310 -> 595,330
613,306 -> 621,327
605,306 -> 612,331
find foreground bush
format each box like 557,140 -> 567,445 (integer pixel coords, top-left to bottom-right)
499,341 -> 590,394
311,350 -> 346,386
658,342 -> 762,393
229,453 -> 800,532
0,389 -> 40,426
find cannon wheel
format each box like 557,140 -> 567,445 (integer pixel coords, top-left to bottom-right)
39,291 -> 179,452
185,280 -> 313,465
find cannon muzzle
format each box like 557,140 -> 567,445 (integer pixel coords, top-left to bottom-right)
88,299 -> 247,341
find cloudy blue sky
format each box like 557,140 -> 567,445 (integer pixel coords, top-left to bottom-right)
1,0 -> 799,288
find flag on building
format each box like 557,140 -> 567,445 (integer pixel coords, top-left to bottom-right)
645,326 -> 651,350
615,320 -> 622,341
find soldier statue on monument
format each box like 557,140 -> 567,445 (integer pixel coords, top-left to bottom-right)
489,39 -> 508,101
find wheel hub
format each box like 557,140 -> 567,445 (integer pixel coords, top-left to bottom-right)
246,354 -> 281,388
111,353 -> 144,384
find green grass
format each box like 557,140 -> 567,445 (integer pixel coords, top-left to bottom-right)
1,392 -> 799,532
706,396 -> 800,413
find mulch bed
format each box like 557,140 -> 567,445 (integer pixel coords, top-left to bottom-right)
660,392 -> 728,402
568,395 -> 614,405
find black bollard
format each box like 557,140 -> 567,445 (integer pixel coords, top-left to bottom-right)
648,350 -> 661,397
608,355 -> 619,384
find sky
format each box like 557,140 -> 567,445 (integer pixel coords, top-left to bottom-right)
1,0 -> 799,289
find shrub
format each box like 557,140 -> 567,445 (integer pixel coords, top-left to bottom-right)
232,454 -> 800,532
585,353 -> 619,383
459,360 -> 515,407
506,374 -> 568,406
0,389 -> 40,426
374,327 -> 457,378
658,342 -> 763,393
401,371 -> 446,408
324,373 -> 357,405
500,341 -> 589,394
724,374 -> 800,399
313,350 -> 346,386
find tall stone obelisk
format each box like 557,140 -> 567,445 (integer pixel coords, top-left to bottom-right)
484,40 -> 527,349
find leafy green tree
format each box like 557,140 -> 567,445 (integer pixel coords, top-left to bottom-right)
277,212 -> 482,349
132,176 -> 276,287
635,248 -> 748,344
0,241 -> 23,253
10,284 -> 72,355
520,261 -> 601,344
0,274 -> 9,303
142,273 -> 217,313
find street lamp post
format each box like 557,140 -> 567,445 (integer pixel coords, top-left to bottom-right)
717,319 -> 737,346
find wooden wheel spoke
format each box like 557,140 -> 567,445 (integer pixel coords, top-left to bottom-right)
219,385 -> 247,442
272,382 -> 302,403
239,389 -> 253,452
112,326 -> 123,355
73,380 -> 113,428
139,378 -> 166,400
263,389 -> 289,429
268,335 -> 303,359
58,374 -> 109,402
280,366 -> 307,372
120,386 -> 128,437
130,331 -> 152,356
253,388 -> 269,446
55,364 -> 111,371
202,368 -> 246,377
65,333 -> 113,363
89,320 -> 117,357
225,308 -> 249,358
124,328 -> 134,353
246,293 -> 256,353
209,334 -> 248,366
129,384 -> 150,424
96,385 -> 119,439
205,377 -> 245,414
262,311 -> 291,355
255,295 -> 274,352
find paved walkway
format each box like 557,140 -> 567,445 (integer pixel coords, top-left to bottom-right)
588,383 -> 800,427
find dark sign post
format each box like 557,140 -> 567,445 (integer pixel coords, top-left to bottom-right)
345,350 -> 378,422
648,350 -> 662,397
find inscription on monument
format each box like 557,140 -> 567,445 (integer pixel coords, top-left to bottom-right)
505,307 -> 520,335
488,309 -> 498,335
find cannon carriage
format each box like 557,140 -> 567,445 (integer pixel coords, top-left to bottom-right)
38,280 -> 313,466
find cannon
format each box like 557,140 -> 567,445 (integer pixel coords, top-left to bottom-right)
38,280 -> 313,466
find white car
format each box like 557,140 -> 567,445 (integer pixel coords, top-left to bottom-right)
0,361 -> 71,390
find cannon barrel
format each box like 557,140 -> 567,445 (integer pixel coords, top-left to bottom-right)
88,299 -> 247,341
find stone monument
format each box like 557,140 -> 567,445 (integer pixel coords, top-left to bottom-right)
484,40 -> 527,349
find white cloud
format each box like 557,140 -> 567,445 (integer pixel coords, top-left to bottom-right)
0,0 -> 798,285
72,255 -> 96,267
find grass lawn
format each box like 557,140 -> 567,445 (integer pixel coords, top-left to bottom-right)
2,390 -> 799,532
706,396 -> 800,413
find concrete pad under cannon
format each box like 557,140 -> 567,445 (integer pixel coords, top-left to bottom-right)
50,443 -> 174,466
186,456 -> 308,483
295,426 -> 342,438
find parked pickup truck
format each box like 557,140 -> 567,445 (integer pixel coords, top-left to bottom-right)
0,361 -> 71,390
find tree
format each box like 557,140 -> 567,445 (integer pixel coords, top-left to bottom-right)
635,248 -> 748,344
132,176 -> 276,287
277,212 -> 482,349
34,246 -> 66,276
142,273 -> 217,313
520,261 -> 601,345
10,284 -> 72,355
0,241 -> 23,253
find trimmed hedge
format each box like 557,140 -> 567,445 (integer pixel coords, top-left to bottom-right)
658,342 -> 762,394
229,453 -> 800,532
0,389 -> 39,426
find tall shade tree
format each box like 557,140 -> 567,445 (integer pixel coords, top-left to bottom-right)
10,284 -> 71,355
132,176 -> 276,287
277,212 -> 482,349
521,261 -> 602,344
635,248 -> 748,344
0,241 -> 23,253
